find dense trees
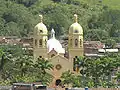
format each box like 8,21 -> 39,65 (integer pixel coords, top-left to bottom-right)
0,45 -> 53,85
0,0 -> 119,42
61,54 -> 120,88
0,0 -> 35,37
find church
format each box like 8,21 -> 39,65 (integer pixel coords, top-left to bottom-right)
33,14 -> 84,86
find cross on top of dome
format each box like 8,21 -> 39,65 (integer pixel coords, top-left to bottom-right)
74,14 -> 78,23
51,28 -> 55,38
39,14 -> 43,23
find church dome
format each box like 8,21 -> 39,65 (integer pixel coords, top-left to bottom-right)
34,15 -> 48,35
47,29 -> 65,53
69,14 -> 83,34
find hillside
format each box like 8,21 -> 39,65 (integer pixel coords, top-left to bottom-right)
0,0 -> 119,43
80,0 -> 120,9
102,0 -> 120,9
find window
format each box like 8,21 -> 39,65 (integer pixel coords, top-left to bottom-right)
39,39 -> 42,46
40,30 -> 43,33
39,56 -> 42,58
35,39 -> 37,46
74,30 -> 78,33
51,54 -> 55,58
75,39 -> 78,47
75,56 -> 78,58
80,39 -> 82,46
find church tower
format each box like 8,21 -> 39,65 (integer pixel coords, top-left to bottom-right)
68,14 -> 84,61
33,15 -> 48,60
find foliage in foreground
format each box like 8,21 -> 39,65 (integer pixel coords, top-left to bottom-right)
0,45 -> 120,87
61,54 -> 120,88
0,45 -> 53,85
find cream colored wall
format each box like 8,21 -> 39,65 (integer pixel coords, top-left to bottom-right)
69,49 -> 83,57
68,32 -> 84,61
49,55 -> 73,79
33,31 -> 48,60
33,48 -> 47,61
48,55 -> 73,87
59,53 -> 65,57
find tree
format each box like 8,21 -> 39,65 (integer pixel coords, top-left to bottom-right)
33,58 -> 54,85
73,54 -> 120,87
103,38 -> 116,48
61,70 -> 75,87
0,0 -> 35,37
116,72 -> 120,86
0,45 -> 34,83
35,58 -> 53,74
0,45 -> 54,85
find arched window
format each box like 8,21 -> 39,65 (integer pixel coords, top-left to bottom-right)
75,56 -> 78,58
39,56 -> 42,58
74,30 -> 78,33
80,39 -> 82,46
40,30 -> 43,33
51,54 -> 55,58
35,39 -> 37,46
39,39 -> 42,46
75,39 -> 78,47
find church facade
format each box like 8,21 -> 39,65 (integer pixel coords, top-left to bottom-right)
33,14 -> 84,86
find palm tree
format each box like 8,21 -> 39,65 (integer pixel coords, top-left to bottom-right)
61,70 -> 75,87
34,58 -> 54,85
35,58 -> 53,74
14,55 -> 34,77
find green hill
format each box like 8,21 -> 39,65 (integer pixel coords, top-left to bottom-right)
81,0 -> 120,9
102,0 -> 120,9
0,0 -> 120,42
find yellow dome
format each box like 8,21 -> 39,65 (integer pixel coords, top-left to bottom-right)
34,15 -> 48,35
69,22 -> 83,34
69,14 -> 83,34
34,22 -> 48,34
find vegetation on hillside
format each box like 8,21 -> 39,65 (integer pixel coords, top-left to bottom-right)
0,0 -> 119,43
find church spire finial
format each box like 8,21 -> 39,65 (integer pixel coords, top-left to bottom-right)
51,28 -> 55,38
74,14 -> 78,23
39,14 -> 43,23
